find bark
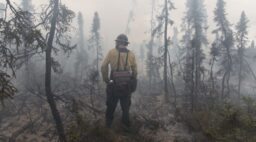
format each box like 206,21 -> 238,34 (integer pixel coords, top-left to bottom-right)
221,31 -> 232,98
45,0 -> 67,142
168,51 -> 177,108
221,71 -> 226,98
164,0 -> 169,102
210,57 -> 215,96
148,0 -> 155,90
238,49 -> 243,98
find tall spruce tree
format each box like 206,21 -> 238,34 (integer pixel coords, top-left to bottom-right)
152,0 -> 175,101
183,0 -> 208,110
89,12 -> 102,74
44,0 -> 75,141
146,0 -> 156,91
213,0 -> 234,98
1,1 -> 75,140
235,11 -> 249,97
75,12 -> 88,80
163,0 -> 169,101
21,0 -> 34,90
209,33 -> 221,95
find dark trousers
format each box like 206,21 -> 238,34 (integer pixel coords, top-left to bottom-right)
106,83 -> 131,127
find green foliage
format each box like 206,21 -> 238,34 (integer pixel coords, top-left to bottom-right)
0,72 -> 17,104
0,9 -> 42,104
67,116 -> 121,142
67,100 -> 156,142
182,101 -> 256,142
0,0 -> 75,105
242,96 -> 256,113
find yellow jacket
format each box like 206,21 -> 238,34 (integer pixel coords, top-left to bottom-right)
101,48 -> 137,83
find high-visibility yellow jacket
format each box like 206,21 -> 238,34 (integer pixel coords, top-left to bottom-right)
101,48 -> 137,83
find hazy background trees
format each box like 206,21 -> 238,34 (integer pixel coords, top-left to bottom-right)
1,0 -> 256,141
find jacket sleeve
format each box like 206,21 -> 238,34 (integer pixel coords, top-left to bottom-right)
101,51 -> 111,83
131,52 -> 138,79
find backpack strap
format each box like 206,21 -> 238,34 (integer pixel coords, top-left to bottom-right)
117,51 -> 121,71
124,52 -> 129,70
116,50 -> 129,71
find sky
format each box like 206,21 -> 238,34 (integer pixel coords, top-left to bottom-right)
1,0 -> 256,51
64,0 -> 256,51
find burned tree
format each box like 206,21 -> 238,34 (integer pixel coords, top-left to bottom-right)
182,0 -> 208,110
74,12 -> 88,81
0,0 -> 75,141
20,0 -> 34,90
146,0 -> 157,91
213,0 -> 234,98
153,0 -> 175,101
45,0 -> 67,141
235,11 -> 249,98
89,12 -> 102,74
209,35 -> 221,96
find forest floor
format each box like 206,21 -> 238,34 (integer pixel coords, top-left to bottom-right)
0,86 -> 193,142
66,93 -> 193,142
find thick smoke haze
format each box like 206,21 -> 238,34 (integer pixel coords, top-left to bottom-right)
1,0 -> 256,141
2,0 -> 255,50
0,0 -> 256,49
61,0 -> 256,47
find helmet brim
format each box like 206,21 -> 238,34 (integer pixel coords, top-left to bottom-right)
115,39 -> 130,44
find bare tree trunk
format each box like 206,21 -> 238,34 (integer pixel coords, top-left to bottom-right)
148,40 -> 153,91
194,38 -> 199,111
238,44 -> 244,98
210,57 -> 215,96
191,42 -> 195,111
226,46 -> 232,96
164,0 -> 169,102
221,31 -> 232,98
89,81 -> 97,118
221,71 -> 227,98
96,40 -> 99,73
45,0 -> 67,141
168,51 -> 177,108
238,52 -> 242,98
149,0 -> 155,91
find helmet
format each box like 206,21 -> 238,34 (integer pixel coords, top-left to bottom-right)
115,34 -> 129,44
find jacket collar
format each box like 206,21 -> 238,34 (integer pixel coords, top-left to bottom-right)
116,47 -> 129,53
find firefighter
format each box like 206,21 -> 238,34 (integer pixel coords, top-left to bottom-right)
101,34 -> 137,128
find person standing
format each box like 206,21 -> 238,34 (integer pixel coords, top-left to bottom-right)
101,34 -> 137,128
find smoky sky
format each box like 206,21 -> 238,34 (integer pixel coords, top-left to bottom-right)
2,0 -> 256,51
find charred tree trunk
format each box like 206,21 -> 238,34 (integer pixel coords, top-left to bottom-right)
148,40 -> 153,90
168,51 -> 177,108
45,0 -> 67,141
238,48 -> 243,98
148,0 -> 155,91
220,31 -> 233,98
164,0 -> 169,102
210,57 -> 215,95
